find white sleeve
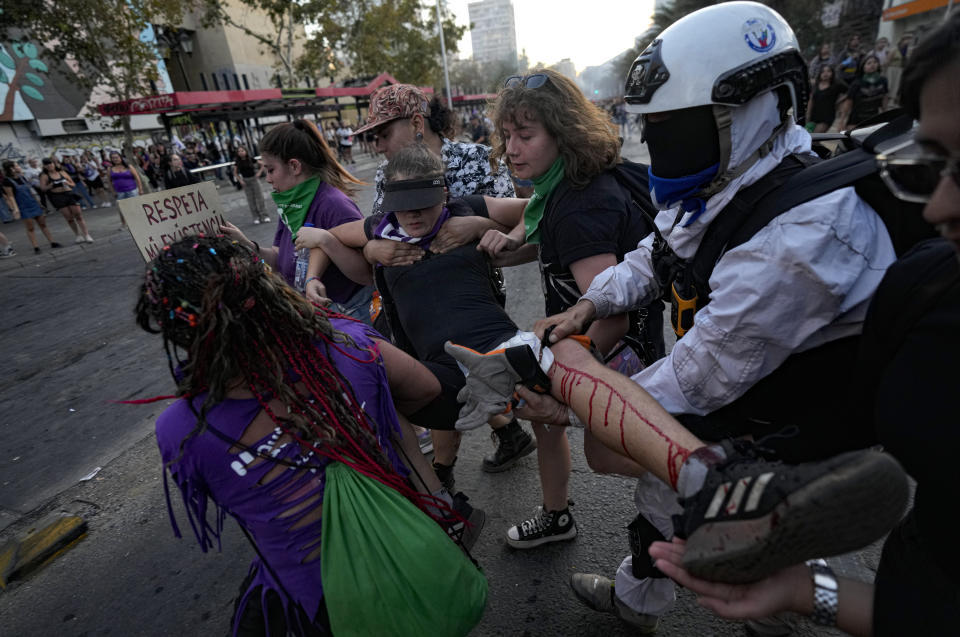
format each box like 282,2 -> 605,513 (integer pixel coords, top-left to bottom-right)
632,190 -> 894,416
581,232 -> 659,318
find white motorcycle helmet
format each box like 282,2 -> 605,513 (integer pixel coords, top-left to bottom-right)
625,1 -> 808,193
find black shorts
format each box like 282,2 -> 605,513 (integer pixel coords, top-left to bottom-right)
409,357 -> 466,431
48,190 -> 81,209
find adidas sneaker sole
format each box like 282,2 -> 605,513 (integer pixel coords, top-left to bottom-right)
682,450 -> 908,584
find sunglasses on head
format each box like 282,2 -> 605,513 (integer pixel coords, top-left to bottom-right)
877,146 -> 960,204
503,73 -> 550,89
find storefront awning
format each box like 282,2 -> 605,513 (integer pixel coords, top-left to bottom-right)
882,0 -> 951,21
97,73 -> 430,117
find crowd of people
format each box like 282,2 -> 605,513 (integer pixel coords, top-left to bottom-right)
805,29 -> 919,132
131,2 -> 959,636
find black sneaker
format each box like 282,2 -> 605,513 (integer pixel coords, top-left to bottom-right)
506,506 -> 577,549
482,420 -> 536,473
676,441 -> 908,584
444,492 -> 485,551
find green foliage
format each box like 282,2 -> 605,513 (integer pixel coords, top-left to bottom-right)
304,0 -> 467,86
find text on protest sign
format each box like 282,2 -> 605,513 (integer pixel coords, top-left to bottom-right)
119,182 -> 228,262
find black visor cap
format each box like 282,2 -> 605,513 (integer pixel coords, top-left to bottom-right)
381,176 -> 446,212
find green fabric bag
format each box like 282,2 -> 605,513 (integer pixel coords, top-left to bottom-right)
321,462 -> 487,636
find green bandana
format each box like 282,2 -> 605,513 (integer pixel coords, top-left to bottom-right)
523,157 -> 565,245
271,176 -> 321,240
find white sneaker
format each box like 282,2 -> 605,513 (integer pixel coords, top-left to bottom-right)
85,234 -> 94,243
262,216 -> 271,222
100,202 -> 111,208
0,244 -> 15,258
253,219 -> 261,225
75,235 -> 85,244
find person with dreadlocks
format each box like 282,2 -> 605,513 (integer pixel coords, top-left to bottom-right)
137,235 -> 486,636
220,119 -> 374,323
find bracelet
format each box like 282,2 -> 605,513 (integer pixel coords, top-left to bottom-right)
305,276 -> 320,286
807,559 -> 838,627
251,241 -> 260,253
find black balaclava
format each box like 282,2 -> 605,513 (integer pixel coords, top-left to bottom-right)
643,105 -> 721,179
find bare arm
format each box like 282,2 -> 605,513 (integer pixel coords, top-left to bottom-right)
326,219 -> 368,248
375,337 -> 441,415
482,196 -> 527,227
650,539 -> 874,637
477,220 -> 526,260
3,185 -> 20,217
570,253 -> 629,354
131,166 -> 144,194
219,220 -> 279,269
296,227 -> 374,287
490,242 -> 538,266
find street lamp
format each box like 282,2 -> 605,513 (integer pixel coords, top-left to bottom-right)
156,26 -> 195,91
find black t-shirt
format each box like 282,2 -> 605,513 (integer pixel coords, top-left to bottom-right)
236,156 -> 258,178
538,171 -> 654,316
864,239 -> 960,632
847,75 -> 888,125
809,81 -> 847,124
364,196 -> 517,361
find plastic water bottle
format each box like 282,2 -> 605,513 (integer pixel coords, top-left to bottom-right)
294,222 -> 314,292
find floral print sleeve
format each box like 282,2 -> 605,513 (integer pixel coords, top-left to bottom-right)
372,161 -> 387,216
441,140 -> 515,199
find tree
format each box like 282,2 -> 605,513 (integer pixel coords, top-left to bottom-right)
309,0 -> 467,87
3,0 -> 205,164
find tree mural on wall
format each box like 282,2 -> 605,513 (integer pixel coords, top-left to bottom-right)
0,41 -> 49,122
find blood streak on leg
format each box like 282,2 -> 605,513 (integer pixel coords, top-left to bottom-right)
553,361 -> 691,488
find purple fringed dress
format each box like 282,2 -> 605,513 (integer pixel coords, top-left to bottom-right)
155,318 -> 404,636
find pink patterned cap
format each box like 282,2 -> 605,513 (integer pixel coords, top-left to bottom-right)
355,84 -> 429,135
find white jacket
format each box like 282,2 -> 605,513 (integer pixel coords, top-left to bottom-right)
583,93 -> 895,416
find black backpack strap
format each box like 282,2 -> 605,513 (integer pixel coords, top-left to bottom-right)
689,154 -> 817,302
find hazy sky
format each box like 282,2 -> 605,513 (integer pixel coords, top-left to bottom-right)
445,0 -> 657,73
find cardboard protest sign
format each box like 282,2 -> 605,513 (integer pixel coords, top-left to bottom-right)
118,181 -> 228,262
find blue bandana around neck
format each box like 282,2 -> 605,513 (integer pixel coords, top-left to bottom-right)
647,163 -> 719,226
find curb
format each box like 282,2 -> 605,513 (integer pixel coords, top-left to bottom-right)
0,514 -> 87,589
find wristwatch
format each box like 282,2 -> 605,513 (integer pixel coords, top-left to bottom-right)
807,558 -> 838,627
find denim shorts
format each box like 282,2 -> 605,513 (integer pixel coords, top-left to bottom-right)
331,285 -> 374,326
116,189 -> 138,200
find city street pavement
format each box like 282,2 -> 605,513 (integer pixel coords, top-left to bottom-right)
0,136 -> 869,635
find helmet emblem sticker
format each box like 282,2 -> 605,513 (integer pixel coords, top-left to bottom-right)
742,18 -> 776,53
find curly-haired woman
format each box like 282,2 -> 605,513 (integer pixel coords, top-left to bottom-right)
476,68 -> 665,549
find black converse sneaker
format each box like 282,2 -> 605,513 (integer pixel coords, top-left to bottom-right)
506,506 -> 577,549
676,441 -> 908,584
